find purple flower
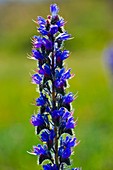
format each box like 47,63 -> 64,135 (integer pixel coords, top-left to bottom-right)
62,109 -> 71,120
52,107 -> 75,130
43,164 -> 58,170
37,16 -> 46,26
56,17 -> 65,27
51,108 -> 66,127
66,116 -> 75,129
55,68 -> 65,78
59,136 -> 76,159
51,109 -> 60,119
32,73 -> 42,84
50,4 -> 59,17
57,32 -> 71,41
50,25 -> 58,35
38,25 -> 48,36
39,64 -> 51,77
33,36 -> 43,48
62,68 -> 72,79
54,68 -> 72,88
29,3 -> 79,169
59,145 -> 71,159
60,109 -> 75,130
33,144 -> 47,155
33,144 -> 53,164
36,93 -> 48,106
32,49 -> 44,60
56,49 -> 70,62
41,129 -> 55,142
43,38 -> 52,50
105,47 -> 113,73
31,113 -> 45,126
52,107 -> 65,120
63,92 -> 74,104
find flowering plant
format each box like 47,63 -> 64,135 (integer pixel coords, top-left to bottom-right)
29,4 -> 79,170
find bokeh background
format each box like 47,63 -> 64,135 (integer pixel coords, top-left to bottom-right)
0,0 -> 113,169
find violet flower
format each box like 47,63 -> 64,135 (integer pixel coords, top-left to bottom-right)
104,46 -> 113,74
29,4 -> 80,170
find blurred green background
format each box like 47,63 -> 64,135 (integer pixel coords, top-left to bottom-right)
0,0 -> 113,169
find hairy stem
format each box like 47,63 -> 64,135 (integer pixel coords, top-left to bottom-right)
52,50 -> 58,166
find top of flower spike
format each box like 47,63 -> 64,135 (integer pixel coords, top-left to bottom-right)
50,4 -> 59,17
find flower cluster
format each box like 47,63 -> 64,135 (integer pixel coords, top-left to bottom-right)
29,4 -> 79,170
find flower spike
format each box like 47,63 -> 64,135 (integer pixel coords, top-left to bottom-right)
28,3 -> 79,170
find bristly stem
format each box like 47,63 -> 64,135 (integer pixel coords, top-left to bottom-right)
52,49 -> 58,166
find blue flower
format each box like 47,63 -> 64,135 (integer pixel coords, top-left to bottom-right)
33,144 -> 47,155
56,17 -> 65,27
51,109 -> 59,119
59,145 -> 71,159
43,164 -> 58,170
41,130 -> 56,150
33,35 -> 43,48
30,3 -> 79,169
54,68 -> 72,88
41,129 -> 55,142
43,38 -> 52,50
37,16 -> 46,26
31,113 -> 45,126
51,107 -> 65,124
55,68 -> 65,78
59,136 -> 76,159
56,49 -> 69,62
36,93 -> 48,106
33,144 -> 53,164
60,108 -> 75,130
39,64 -> 51,77
57,32 -> 71,41
63,92 -> 74,104
52,108 -> 63,119
50,4 -> 59,17
51,107 -> 75,130
62,109 -> 71,120
38,25 -> 48,36
66,116 -> 75,129
105,47 -> 113,73
62,68 -> 72,79
50,25 -> 58,35
32,49 -> 44,60
32,73 -> 42,84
